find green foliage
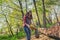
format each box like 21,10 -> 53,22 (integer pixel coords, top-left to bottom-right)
0,0 -> 2,5
17,31 -> 26,39
0,30 -> 25,40
0,0 -> 60,40
0,35 -> 18,40
46,23 -> 53,28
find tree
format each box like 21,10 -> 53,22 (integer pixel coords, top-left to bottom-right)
0,1 -> 14,35
25,0 -> 28,12
42,0 -> 46,27
33,0 -> 41,27
4,14 -> 14,36
48,12 -> 52,24
54,9 -> 59,23
18,0 -> 24,18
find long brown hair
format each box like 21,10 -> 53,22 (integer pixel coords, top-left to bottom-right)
29,10 -> 33,19
25,10 -> 33,19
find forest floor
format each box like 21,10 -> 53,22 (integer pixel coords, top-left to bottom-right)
20,35 -> 54,40
20,23 -> 60,40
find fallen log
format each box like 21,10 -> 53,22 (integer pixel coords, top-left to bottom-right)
39,31 -> 60,40
38,25 -> 60,40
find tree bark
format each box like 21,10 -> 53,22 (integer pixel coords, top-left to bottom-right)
25,0 -> 28,12
42,0 -> 46,27
46,17 -> 51,24
54,9 -> 59,23
18,0 -> 24,18
5,15 -> 14,36
33,0 -> 41,27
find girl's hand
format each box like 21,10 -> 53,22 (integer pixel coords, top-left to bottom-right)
25,23 -> 31,29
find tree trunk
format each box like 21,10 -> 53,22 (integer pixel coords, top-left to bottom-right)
48,12 -> 52,24
18,0 -> 24,18
54,9 -> 59,23
42,0 -> 46,28
33,0 -> 41,27
5,15 -> 14,36
46,17 -> 51,24
16,23 -> 20,36
1,3 -> 13,36
25,0 -> 28,12
49,16 -> 52,24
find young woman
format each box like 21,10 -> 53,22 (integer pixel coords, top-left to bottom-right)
23,10 -> 32,40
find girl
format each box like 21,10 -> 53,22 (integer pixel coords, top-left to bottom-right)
23,10 -> 32,40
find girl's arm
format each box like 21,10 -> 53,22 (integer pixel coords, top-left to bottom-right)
25,23 -> 30,28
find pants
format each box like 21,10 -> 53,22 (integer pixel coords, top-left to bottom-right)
24,25 -> 31,40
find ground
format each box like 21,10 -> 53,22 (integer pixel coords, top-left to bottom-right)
21,35 -> 55,40
20,23 -> 60,40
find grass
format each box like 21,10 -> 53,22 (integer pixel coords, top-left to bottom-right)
0,30 -> 25,40
0,29 -> 36,40
0,35 -> 18,40
47,23 -> 57,28
0,23 -> 55,40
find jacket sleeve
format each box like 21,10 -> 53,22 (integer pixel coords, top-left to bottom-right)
23,16 -> 26,26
